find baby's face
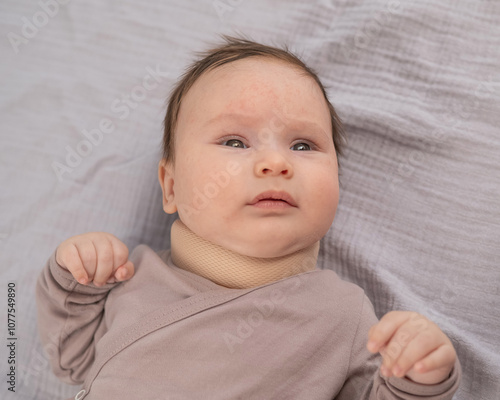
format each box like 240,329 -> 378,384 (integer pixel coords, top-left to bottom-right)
159,58 -> 339,258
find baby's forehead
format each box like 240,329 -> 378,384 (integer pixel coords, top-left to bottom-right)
175,55 -> 332,137
187,58 -> 323,110
199,57 -> 312,86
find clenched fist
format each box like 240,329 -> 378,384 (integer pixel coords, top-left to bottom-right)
55,232 -> 135,286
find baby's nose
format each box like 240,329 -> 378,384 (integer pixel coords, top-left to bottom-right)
254,151 -> 293,178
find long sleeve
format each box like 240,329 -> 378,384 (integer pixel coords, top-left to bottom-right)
35,250 -> 118,385
336,295 -> 461,399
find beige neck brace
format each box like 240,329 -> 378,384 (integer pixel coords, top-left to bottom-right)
170,219 -> 320,289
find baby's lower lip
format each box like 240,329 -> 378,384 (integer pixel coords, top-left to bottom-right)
252,199 -> 293,209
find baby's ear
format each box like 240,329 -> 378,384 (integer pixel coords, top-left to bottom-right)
158,159 -> 177,214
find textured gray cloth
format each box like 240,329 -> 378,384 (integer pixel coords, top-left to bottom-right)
1,0 -> 499,399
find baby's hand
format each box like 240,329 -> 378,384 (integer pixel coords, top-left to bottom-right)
367,311 -> 456,385
55,232 -> 134,287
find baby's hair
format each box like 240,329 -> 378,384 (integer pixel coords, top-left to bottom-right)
162,35 -> 345,166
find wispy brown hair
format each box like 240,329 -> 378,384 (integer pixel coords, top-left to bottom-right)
162,36 -> 345,165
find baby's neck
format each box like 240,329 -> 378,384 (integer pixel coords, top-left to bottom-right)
170,219 -> 319,289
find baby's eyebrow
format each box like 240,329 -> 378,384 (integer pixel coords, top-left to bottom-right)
205,112 -> 253,127
205,112 -> 328,138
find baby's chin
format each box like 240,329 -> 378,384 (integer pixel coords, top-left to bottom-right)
181,218 -> 320,259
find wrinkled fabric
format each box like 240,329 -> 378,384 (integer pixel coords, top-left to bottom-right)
36,244 -> 460,399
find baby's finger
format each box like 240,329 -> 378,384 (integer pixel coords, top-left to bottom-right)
113,260 -> 135,282
412,343 -> 455,375
57,244 -> 89,285
388,328 -> 440,377
378,328 -> 419,373
92,238 -> 116,286
109,238 -> 130,272
73,239 -> 98,283
368,311 -> 416,353
384,316 -> 434,372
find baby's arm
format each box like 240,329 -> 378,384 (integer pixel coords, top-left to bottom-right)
35,233 -> 134,384
367,311 -> 457,385
337,296 -> 460,400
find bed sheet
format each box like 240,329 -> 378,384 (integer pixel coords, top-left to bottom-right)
1,1 -> 499,399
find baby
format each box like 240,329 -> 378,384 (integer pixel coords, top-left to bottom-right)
36,37 -> 461,399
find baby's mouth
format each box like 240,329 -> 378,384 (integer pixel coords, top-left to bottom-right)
249,191 -> 297,208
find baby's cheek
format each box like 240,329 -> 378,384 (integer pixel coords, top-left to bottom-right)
181,168 -> 235,217
314,173 -> 339,220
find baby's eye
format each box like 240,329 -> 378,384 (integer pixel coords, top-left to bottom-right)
291,142 -> 311,151
223,139 -> 247,148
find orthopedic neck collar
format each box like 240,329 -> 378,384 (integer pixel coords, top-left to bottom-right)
170,219 -> 319,289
